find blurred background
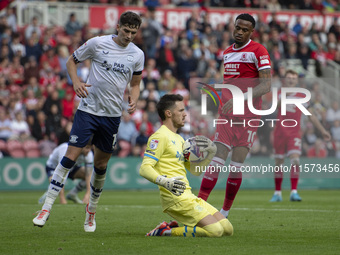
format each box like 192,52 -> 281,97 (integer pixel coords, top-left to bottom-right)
0,0 -> 339,191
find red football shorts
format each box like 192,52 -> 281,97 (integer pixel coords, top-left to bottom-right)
214,115 -> 259,150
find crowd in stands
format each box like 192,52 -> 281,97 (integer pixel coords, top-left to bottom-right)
0,2 -> 340,159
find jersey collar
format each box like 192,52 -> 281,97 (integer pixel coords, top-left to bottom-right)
232,39 -> 252,51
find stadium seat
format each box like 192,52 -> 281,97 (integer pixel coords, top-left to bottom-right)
6,140 -> 26,158
23,140 -> 41,158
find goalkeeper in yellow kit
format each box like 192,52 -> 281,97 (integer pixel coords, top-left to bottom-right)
140,94 -> 233,237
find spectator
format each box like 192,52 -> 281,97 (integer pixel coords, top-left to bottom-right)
61,87 -> 75,120
65,13 -> 82,36
10,111 -> 31,141
45,104 -> 62,138
24,56 -> 40,83
10,33 -> 25,58
141,6 -> 163,59
117,111 -> 137,157
157,69 -> 177,96
0,106 -> 12,141
39,46 -> 61,74
5,6 -> 17,32
331,120 -> 340,142
25,16 -> 42,41
145,100 -> 161,129
141,81 -> 160,101
326,101 -> 340,123
25,34 -> 43,64
30,110 -> 46,141
307,138 -> 328,158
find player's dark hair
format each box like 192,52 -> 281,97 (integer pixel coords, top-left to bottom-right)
119,11 -> 142,29
235,13 -> 256,28
285,69 -> 298,77
157,94 -> 184,121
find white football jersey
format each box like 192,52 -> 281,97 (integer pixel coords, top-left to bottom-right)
73,35 -> 144,117
46,143 -> 94,169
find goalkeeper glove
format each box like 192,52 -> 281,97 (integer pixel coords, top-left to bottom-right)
195,135 -> 217,160
155,175 -> 186,196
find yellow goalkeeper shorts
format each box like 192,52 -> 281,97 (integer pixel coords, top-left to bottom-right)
164,193 -> 219,227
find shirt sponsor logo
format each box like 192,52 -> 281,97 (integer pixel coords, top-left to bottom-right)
149,139 -> 159,149
260,55 -> 269,60
260,59 -> 270,65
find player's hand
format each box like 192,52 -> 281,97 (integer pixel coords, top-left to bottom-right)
155,175 -> 186,196
322,130 -> 331,141
73,81 -> 91,98
195,136 -> 217,154
127,95 -> 136,114
221,98 -> 233,115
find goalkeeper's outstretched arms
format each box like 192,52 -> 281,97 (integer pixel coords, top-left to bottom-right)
139,158 -> 186,196
185,136 -> 217,176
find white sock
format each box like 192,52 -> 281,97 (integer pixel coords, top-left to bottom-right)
88,171 -> 106,213
220,208 -> 229,218
42,163 -> 70,211
274,191 -> 282,196
291,189 -> 297,194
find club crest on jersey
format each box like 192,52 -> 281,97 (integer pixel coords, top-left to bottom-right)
240,53 -> 248,61
69,135 -> 78,143
127,55 -> 134,62
149,139 -> 159,149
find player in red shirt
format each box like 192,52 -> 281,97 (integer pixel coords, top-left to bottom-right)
198,13 -> 272,218
270,70 -> 331,202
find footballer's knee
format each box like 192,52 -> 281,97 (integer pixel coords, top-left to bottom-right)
219,218 -> 233,236
203,222 -> 224,237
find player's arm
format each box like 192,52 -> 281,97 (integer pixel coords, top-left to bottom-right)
308,107 -> 331,141
251,68 -> 271,99
128,73 -> 142,114
66,55 -> 91,98
139,135 -> 186,196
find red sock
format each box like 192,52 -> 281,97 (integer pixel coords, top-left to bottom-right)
198,157 -> 224,201
290,164 -> 300,190
222,162 -> 242,211
274,170 -> 283,191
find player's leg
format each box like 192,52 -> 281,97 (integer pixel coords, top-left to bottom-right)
289,153 -> 302,201
38,168 -> 53,204
198,142 -> 230,200
220,146 -> 248,218
147,196 -> 233,237
66,166 -> 85,204
33,110 -> 93,227
84,116 -> 120,232
84,147 -> 111,232
270,157 -> 284,202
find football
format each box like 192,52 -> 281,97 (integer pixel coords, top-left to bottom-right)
183,137 -> 209,163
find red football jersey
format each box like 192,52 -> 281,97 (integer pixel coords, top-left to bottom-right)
274,89 -> 309,137
220,40 -> 271,118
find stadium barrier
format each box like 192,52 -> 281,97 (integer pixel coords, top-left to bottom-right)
0,157 -> 339,191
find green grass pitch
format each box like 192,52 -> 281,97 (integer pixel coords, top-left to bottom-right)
1,189 -> 339,255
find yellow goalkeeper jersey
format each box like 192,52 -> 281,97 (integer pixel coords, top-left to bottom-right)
142,125 -> 192,210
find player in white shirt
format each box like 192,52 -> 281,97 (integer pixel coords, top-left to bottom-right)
38,143 -> 93,205
33,12 -> 144,232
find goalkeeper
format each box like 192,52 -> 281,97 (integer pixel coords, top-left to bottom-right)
139,94 -> 233,237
